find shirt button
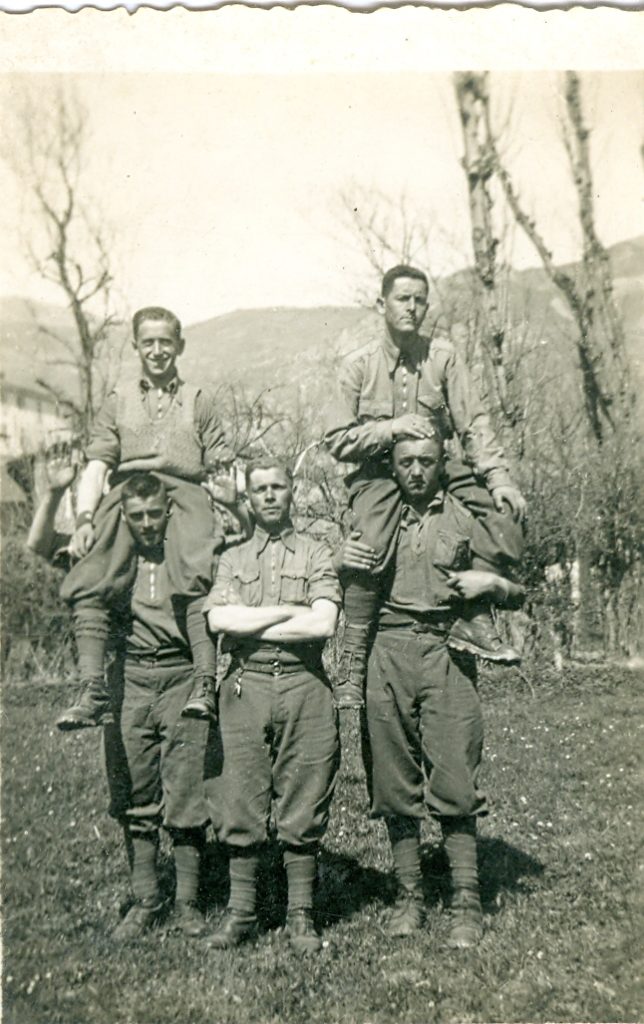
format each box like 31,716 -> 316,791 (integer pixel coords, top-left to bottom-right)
402,401 -> 407,409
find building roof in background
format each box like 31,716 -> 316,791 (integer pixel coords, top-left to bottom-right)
0,459 -> 28,504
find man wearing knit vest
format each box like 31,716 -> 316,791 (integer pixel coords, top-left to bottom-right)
203,459 -> 341,954
56,306 -> 232,732
337,430 -> 524,948
109,471 -> 213,942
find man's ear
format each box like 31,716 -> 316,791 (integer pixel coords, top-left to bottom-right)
176,336 -> 186,357
166,498 -> 173,517
376,295 -> 386,317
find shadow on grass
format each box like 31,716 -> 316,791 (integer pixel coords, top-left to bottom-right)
418,834 -> 544,914
152,831 -> 543,931
316,847 -> 392,928
192,837 -> 391,930
478,835 -> 545,912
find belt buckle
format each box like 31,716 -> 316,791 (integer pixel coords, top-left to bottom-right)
271,659 -> 282,678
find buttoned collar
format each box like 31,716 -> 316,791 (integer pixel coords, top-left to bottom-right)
139,374 -> 182,400
381,328 -> 427,375
254,521 -> 296,554
401,489 -> 445,525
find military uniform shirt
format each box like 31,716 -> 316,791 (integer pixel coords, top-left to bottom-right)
325,329 -> 511,489
204,523 -> 341,664
382,491 -> 475,617
204,523 -> 341,612
126,549 -> 188,657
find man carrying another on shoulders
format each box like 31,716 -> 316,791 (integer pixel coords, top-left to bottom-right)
337,427 -> 524,948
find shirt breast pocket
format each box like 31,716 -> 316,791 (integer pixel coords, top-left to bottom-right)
233,567 -> 261,606
433,531 -> 470,571
417,387 -> 450,432
358,397 -> 393,420
279,567 -> 308,605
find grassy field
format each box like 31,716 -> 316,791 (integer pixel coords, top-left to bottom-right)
2,665 -> 643,1024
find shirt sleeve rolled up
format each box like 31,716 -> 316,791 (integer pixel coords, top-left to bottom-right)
85,391 -> 121,467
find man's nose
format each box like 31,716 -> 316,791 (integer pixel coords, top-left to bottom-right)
151,341 -> 163,356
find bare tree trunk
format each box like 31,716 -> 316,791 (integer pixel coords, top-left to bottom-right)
454,73 -> 522,438
9,84 -> 121,443
562,72 -> 633,424
483,71 -> 633,444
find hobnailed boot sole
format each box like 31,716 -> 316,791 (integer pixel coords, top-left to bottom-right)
447,635 -> 521,665
181,703 -> 217,721
56,713 -> 103,731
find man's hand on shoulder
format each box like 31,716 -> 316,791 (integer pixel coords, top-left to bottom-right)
70,522 -> 96,558
491,485 -> 527,521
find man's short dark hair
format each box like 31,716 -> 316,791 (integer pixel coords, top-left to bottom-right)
132,306 -> 182,340
245,458 -> 293,491
381,265 -> 429,298
121,472 -> 168,504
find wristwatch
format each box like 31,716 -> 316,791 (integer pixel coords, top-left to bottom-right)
75,511 -> 93,529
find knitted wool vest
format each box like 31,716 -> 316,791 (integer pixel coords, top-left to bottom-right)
114,379 -> 205,481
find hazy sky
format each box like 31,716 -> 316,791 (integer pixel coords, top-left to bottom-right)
2,68 -> 643,325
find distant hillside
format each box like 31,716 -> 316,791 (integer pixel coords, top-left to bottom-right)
182,306 -> 367,389
2,235 -> 642,418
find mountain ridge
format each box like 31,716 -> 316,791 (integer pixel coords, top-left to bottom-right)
1,234 -> 642,412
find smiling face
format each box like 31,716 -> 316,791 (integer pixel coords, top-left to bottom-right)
377,276 -> 429,341
247,466 -> 293,533
392,436 -> 444,504
133,318 -> 184,385
121,492 -> 170,551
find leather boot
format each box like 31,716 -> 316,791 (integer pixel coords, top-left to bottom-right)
206,907 -> 257,949
334,625 -> 369,710
181,675 -> 218,721
448,603 -> 520,665
284,908 -> 322,954
112,899 -> 163,943
447,889 -> 483,949
387,887 -> 425,937
170,901 -> 208,938
56,677 -> 113,731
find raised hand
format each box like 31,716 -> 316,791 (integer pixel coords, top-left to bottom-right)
202,469 -> 238,507
44,440 -> 80,492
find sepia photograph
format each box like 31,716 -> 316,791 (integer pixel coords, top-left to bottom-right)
1,8 -> 643,1024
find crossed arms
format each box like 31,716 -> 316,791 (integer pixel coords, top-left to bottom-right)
206,599 -> 339,643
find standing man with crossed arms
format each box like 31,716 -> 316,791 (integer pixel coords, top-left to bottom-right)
204,458 -> 341,954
